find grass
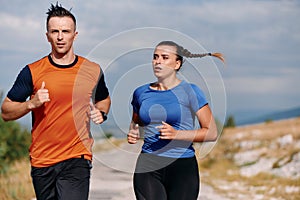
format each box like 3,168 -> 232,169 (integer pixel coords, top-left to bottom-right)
93,137 -> 127,152
0,159 -> 35,200
1,118 -> 299,199
199,156 -> 300,199
198,117 -> 300,200
0,137 -> 126,200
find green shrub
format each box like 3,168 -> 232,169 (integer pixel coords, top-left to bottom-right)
265,119 -> 273,124
0,118 -> 31,174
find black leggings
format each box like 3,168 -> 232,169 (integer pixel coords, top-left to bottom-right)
133,153 -> 199,200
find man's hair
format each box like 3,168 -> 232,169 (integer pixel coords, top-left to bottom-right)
46,2 -> 76,31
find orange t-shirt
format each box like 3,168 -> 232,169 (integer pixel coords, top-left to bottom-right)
28,56 -> 101,167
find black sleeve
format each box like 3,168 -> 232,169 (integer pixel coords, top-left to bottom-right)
7,66 -> 33,102
94,69 -> 109,102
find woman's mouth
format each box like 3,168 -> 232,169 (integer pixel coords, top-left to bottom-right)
154,66 -> 162,71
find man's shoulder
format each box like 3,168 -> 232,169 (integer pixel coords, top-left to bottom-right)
28,55 -> 49,68
77,55 -> 100,67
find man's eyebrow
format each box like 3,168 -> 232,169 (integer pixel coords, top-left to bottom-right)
48,27 -> 73,31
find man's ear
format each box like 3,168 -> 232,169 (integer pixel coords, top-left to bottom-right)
46,32 -> 50,42
74,31 -> 78,41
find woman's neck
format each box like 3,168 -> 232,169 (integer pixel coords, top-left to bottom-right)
155,77 -> 181,91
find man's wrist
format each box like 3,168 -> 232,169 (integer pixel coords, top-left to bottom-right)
100,111 -> 107,121
26,101 -> 35,111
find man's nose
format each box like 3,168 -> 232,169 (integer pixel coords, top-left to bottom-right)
57,31 -> 63,40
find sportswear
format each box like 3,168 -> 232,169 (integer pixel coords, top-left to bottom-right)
131,80 -> 207,158
134,153 -> 199,200
31,157 -> 92,200
7,55 -> 109,167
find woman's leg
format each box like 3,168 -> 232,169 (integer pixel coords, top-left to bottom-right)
133,153 -> 170,200
165,156 -> 200,200
133,170 -> 167,200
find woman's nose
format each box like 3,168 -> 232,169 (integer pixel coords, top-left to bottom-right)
154,57 -> 162,64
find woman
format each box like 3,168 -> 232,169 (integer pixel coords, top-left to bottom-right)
127,41 -> 224,200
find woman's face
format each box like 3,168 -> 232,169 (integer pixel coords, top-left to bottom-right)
152,45 -> 181,79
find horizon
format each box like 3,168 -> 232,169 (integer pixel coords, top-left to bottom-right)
14,104 -> 300,137
1,0 -> 300,133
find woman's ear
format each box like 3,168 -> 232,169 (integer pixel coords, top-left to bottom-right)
175,60 -> 181,70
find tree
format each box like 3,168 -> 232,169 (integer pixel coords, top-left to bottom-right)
225,115 -> 236,128
0,90 -> 3,104
0,118 -> 31,174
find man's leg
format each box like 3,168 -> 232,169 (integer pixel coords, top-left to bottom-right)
31,166 -> 57,200
56,158 -> 92,200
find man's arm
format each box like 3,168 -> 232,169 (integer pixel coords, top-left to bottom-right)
1,81 -> 50,121
1,97 -> 32,121
95,96 -> 111,114
90,96 -> 111,124
90,68 -> 111,124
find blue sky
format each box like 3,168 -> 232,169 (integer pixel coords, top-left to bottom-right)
0,0 -> 300,129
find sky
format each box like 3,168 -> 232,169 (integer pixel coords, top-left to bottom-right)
0,0 -> 300,130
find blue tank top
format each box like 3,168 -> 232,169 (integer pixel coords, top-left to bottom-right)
131,80 -> 208,158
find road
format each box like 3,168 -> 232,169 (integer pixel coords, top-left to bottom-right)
89,140 -> 230,200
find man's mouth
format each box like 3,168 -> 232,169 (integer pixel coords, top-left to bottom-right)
57,43 -> 65,47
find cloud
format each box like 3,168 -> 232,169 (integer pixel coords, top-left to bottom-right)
0,0 -> 300,123
0,13 -> 40,30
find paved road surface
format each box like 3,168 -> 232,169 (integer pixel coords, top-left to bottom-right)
89,141 -> 229,200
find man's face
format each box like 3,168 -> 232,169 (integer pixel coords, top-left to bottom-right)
46,16 -> 78,55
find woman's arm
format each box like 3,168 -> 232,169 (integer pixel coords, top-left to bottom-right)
127,112 -> 141,144
158,104 -> 218,142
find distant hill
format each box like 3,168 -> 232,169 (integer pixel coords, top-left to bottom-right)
236,106 -> 300,126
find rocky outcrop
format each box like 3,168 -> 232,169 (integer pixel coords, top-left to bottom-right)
199,117 -> 300,200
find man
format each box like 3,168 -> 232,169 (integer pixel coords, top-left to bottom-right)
1,3 -> 111,200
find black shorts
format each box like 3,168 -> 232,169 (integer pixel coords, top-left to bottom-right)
31,157 -> 92,200
133,153 -> 199,200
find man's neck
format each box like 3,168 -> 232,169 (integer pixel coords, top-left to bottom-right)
50,52 -> 76,65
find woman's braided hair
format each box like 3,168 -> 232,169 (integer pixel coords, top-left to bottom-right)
156,41 -> 225,70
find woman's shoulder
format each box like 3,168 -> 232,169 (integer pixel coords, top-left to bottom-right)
133,83 -> 151,93
180,80 -> 200,90
179,81 -> 205,96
